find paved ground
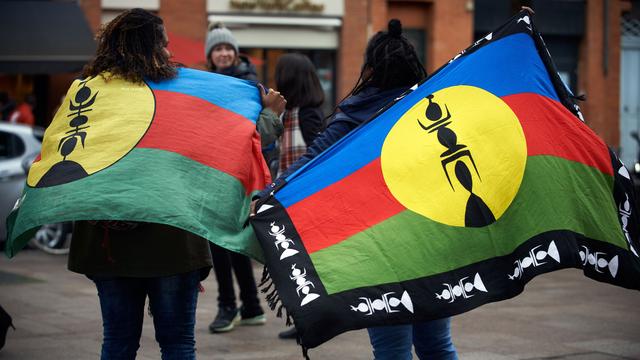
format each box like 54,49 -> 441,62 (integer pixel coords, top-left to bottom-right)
0,249 -> 638,360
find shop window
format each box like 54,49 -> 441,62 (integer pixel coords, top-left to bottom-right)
545,37 -> 579,93
404,28 -> 426,66
557,71 -> 571,91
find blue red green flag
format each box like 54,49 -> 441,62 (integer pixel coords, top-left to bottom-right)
5,68 -> 270,259
250,11 -> 640,350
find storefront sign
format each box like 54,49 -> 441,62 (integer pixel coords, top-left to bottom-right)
229,0 -> 324,13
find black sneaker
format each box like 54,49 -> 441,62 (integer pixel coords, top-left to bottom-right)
209,306 -> 240,333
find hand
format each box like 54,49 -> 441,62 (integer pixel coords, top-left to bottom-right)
521,6 -> 535,14
260,85 -> 286,116
249,199 -> 258,217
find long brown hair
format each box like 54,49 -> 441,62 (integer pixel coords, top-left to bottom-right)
275,53 -> 324,109
82,8 -> 177,83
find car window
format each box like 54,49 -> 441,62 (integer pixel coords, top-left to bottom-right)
0,130 -> 26,159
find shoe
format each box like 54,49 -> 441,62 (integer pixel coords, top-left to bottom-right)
240,305 -> 266,326
208,306 -> 240,333
278,327 -> 298,339
0,305 -> 15,351
240,313 -> 266,326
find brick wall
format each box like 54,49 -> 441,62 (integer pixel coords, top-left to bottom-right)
159,0 -> 207,41
428,0 -> 473,73
338,0 -> 369,98
578,0 -> 622,148
388,1 -> 429,65
78,0 -> 102,34
370,0 -> 388,38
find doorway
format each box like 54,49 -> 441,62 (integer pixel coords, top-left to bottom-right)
620,15 -> 640,167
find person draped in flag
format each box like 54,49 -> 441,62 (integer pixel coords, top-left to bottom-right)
65,9 -> 280,359
254,19 -> 458,360
204,23 -> 285,334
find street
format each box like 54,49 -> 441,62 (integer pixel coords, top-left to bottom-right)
0,249 -> 638,360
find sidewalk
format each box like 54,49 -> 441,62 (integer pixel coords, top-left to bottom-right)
0,249 -> 638,359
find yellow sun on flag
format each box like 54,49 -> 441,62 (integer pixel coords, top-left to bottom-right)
381,85 -> 527,227
27,76 -> 155,188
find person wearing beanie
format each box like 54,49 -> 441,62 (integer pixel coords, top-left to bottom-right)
204,22 -> 284,334
252,20 -> 457,359
205,23 -> 254,80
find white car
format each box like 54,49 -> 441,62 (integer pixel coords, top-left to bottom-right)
0,122 -> 71,254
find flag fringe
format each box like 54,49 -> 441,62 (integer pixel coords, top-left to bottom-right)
259,265 -> 310,359
259,265 -> 270,285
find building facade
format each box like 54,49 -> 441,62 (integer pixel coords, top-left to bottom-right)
1,0 -> 637,156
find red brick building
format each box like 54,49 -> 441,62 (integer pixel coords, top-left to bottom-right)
1,0 -> 638,158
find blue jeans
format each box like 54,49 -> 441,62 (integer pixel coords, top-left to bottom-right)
368,318 -> 457,360
93,270 -> 200,360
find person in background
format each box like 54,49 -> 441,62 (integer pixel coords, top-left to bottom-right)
204,22 -> 284,333
254,20 -> 458,359
274,53 -> 325,177
9,94 -> 35,126
0,92 -> 16,121
272,53 -> 325,340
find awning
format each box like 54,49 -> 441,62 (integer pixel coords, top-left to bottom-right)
0,1 -> 96,74
208,14 -> 340,49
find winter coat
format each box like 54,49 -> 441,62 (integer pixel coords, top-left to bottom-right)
215,55 -> 258,82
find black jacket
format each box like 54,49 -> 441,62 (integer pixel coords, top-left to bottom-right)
216,55 -> 258,82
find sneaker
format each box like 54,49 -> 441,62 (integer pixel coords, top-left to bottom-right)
239,305 -> 266,326
240,313 -> 266,326
278,327 -> 298,339
209,306 -> 240,333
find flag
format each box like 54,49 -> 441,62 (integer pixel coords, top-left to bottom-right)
250,11 -> 640,350
5,67 -> 270,259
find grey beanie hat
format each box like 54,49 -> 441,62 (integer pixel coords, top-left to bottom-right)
205,23 -> 239,58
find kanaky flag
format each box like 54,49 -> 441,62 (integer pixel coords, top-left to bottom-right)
250,11 -> 640,350
5,68 -> 270,259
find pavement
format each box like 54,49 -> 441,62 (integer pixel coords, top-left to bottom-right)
0,249 -> 639,360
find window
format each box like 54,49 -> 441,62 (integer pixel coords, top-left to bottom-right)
404,28 -> 426,66
0,131 -> 26,159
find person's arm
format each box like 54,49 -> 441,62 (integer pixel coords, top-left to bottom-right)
298,107 -> 325,146
256,86 -> 286,147
256,109 -> 283,147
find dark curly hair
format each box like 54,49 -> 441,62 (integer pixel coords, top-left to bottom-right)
351,19 -> 427,95
82,8 -> 177,83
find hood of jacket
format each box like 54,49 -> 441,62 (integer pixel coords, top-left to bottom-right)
336,86 -> 409,124
217,55 -> 258,81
